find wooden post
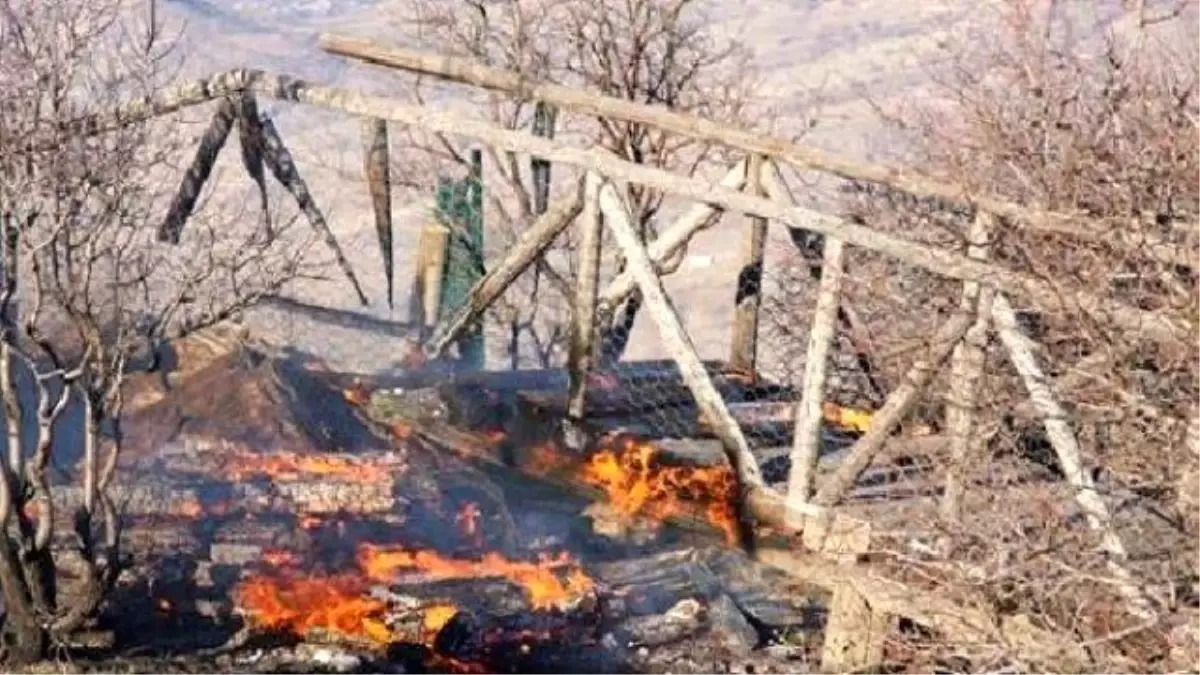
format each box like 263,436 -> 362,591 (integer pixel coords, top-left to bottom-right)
362,117 -> 395,309
423,188 -> 584,359
786,235 -> 846,514
316,33 -> 1194,272
565,173 -> 604,439
412,224 -> 450,332
821,581 -> 888,673
596,178 -> 762,548
256,113 -> 370,306
597,161 -> 746,315
940,213 -> 995,522
991,292 -> 1155,620
728,155 -> 768,375
813,313 -> 973,507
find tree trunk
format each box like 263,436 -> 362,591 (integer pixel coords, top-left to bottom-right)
0,534 -> 45,664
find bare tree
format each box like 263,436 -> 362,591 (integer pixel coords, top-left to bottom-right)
383,0 -> 760,367
0,0 -> 312,661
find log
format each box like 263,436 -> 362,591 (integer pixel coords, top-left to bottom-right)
596,178 -> 760,549
728,155 -> 767,374
240,70 -> 1190,347
787,236 -> 846,511
159,97 -> 237,244
316,34 -> 1195,271
991,292 -> 1155,620
941,213 -> 996,521
362,117 -> 395,309
596,161 -> 748,318
813,313 -> 972,507
566,173 -> 605,431
422,185 -> 585,359
257,113 -> 369,306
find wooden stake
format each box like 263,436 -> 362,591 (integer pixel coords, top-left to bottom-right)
565,173 -> 604,427
991,292 -> 1155,620
316,34 -> 1194,271
940,213 -> 996,522
597,179 -> 762,548
728,155 -> 768,374
813,313 -> 973,507
423,188 -> 584,359
158,98 -> 237,244
597,161 -> 747,316
257,113 -> 369,306
362,117 -> 395,309
786,236 -> 846,514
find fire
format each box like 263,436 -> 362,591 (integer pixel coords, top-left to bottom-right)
235,574 -> 393,644
422,603 -> 459,635
357,545 -> 594,611
224,450 -> 394,483
580,435 -> 739,545
262,549 -> 302,568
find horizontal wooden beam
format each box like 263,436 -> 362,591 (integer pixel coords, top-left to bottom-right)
316,34 -> 1196,271
70,69 -> 1194,347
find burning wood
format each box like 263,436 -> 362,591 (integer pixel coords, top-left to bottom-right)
222,449 -> 400,483
580,435 -> 740,546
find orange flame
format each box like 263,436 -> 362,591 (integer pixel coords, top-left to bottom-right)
235,574 -> 394,644
224,450 -> 394,484
580,435 -> 739,545
357,545 -> 594,611
262,549 -> 303,568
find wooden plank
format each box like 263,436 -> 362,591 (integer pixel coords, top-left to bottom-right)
565,173 -> 604,429
813,313 -> 972,507
728,155 -> 767,374
940,213 -> 995,521
423,186 -> 584,359
315,34 -> 1195,271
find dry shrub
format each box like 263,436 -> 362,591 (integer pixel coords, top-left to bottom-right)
768,1 -> 1197,672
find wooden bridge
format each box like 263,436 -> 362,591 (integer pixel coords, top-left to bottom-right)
92,33 -> 1196,672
